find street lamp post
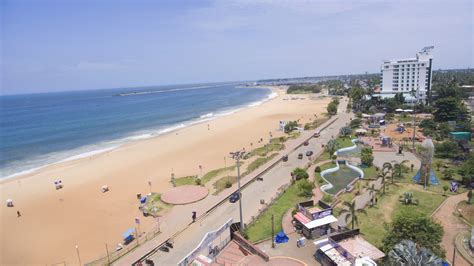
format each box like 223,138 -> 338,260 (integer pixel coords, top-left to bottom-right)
75,245 -> 82,265
230,150 -> 245,232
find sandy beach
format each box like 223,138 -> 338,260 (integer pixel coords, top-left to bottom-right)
0,86 -> 331,265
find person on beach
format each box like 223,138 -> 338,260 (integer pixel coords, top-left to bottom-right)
17,211 -> 21,217
192,211 -> 196,223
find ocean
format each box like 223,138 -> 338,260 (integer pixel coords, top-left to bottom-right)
0,83 -> 275,179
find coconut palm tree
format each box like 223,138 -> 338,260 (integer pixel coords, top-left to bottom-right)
367,184 -> 379,205
339,201 -> 368,230
378,169 -> 390,195
392,160 -> 409,184
388,240 -> 443,265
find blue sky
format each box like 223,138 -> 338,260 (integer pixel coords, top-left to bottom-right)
1,0 -> 472,95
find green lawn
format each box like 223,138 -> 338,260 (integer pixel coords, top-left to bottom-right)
362,166 -> 378,179
212,175 -> 238,195
243,153 -> 278,176
173,175 -> 198,186
304,117 -> 330,130
457,201 -> 474,225
336,137 -> 355,149
289,131 -> 301,139
356,184 -> 445,248
201,165 -> 236,184
143,193 -> 169,216
246,179 -> 310,242
246,137 -> 286,159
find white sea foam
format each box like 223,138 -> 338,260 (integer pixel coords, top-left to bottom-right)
200,112 -> 214,118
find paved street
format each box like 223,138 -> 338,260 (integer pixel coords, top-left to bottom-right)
116,97 -> 352,265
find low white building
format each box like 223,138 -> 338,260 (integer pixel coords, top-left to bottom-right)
379,46 -> 434,103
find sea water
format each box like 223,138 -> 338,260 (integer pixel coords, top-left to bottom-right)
0,83 -> 274,178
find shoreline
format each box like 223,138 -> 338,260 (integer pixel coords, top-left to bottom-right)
1,86 -> 330,265
0,86 -> 277,183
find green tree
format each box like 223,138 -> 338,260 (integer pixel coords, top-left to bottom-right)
433,97 -> 469,123
382,211 -> 445,258
339,201 -> 368,230
378,168 -> 390,195
350,118 -> 362,129
325,139 -> 339,158
392,160 -> 408,184
442,185 -> 449,196
298,179 -> 314,197
387,240 -> 443,265
367,184 -> 379,204
284,121 -> 298,133
435,141 -> 460,159
291,167 -> 309,180
340,126 -> 352,138
327,102 -> 338,115
360,147 -> 374,166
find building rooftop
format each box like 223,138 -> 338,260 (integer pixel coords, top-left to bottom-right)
338,235 -> 385,261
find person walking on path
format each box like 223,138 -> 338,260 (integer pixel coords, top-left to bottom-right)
191,211 -> 196,223
17,211 -> 21,217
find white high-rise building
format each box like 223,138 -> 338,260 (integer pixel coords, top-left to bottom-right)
380,46 -> 434,102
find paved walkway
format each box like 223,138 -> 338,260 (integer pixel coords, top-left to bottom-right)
161,185 -> 209,205
114,98 -> 352,265
432,192 -> 471,266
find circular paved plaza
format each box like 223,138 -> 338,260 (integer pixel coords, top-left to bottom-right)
161,185 -> 209,205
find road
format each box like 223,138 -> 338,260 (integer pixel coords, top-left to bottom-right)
115,97 -> 352,265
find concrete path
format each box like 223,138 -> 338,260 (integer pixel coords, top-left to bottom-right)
114,98 -> 352,265
432,193 -> 471,266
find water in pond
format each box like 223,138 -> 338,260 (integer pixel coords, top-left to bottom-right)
336,144 -> 362,158
322,164 -> 360,195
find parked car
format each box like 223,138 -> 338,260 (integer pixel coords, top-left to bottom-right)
303,141 -> 309,146
282,155 -> 289,162
306,151 -> 314,157
229,192 -> 240,203
298,153 -> 303,159
313,132 -> 320,138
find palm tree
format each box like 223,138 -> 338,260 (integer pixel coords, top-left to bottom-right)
378,169 -> 390,195
367,184 -> 379,205
388,240 -> 443,265
392,160 -> 409,184
339,201 -> 368,230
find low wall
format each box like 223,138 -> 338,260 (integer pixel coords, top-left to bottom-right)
232,232 -> 269,262
335,138 -> 358,156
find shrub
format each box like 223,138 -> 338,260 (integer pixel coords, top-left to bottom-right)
195,178 -> 202,186
225,180 -> 232,188
298,179 -> 314,197
315,166 -> 322,173
292,168 -> 309,180
322,194 -> 333,203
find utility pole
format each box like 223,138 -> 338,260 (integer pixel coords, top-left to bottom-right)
271,214 -> 275,248
230,150 -> 245,232
411,90 -> 417,150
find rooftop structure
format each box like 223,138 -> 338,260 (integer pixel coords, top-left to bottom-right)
313,231 -> 385,266
293,200 -> 337,239
378,46 -> 434,103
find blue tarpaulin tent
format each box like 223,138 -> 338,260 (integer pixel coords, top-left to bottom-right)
275,231 -> 289,244
140,196 -> 147,204
123,228 -> 135,244
413,169 -> 439,185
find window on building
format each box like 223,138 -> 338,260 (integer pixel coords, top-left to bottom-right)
384,66 -> 389,69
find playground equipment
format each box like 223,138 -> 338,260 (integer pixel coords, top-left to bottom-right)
412,138 -> 439,186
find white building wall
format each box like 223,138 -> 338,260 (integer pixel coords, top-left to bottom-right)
379,47 -> 434,102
